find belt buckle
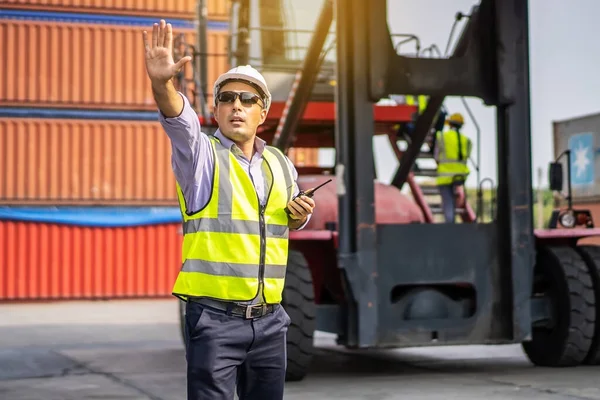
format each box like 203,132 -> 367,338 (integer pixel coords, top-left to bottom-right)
245,304 -> 267,319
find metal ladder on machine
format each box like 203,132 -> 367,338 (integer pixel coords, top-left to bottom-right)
400,129 -> 477,223
392,34 -> 480,223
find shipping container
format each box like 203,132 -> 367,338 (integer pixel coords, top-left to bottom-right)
1,0 -> 230,20
553,111 -> 600,202
0,214 -> 182,300
0,19 -> 230,111
0,116 -> 313,205
0,117 -> 180,205
287,148 -> 319,167
178,35 -> 230,111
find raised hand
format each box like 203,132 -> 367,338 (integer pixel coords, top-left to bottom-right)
142,20 -> 192,85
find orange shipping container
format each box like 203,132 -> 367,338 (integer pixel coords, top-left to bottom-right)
0,19 -> 230,111
0,118 -> 179,205
0,219 -> 182,300
1,0 -> 230,20
288,148 -> 319,167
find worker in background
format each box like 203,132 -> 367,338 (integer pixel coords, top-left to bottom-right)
434,112 -> 472,223
142,20 -> 315,400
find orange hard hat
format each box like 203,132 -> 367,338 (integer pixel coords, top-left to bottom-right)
446,112 -> 465,126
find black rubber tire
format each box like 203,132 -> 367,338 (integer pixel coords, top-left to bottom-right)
522,246 -> 595,367
282,250 -> 316,382
576,245 -> 600,364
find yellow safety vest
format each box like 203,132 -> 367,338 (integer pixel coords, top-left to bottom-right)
435,129 -> 472,185
406,95 -> 428,114
172,136 -> 295,304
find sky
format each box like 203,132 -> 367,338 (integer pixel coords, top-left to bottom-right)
379,0 -> 600,188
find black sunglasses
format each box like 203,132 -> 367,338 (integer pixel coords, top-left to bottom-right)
216,91 -> 264,107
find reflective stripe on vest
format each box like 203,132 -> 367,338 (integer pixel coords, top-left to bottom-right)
436,129 -> 471,185
171,136 -> 294,303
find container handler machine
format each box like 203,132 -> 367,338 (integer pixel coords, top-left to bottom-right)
175,0 -> 600,381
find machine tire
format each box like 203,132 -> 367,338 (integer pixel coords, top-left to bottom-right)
282,250 -> 316,382
522,246 -> 595,367
576,245 -> 600,364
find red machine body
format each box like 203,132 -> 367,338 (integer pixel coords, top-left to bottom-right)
297,175 -> 424,230
289,174 -> 424,305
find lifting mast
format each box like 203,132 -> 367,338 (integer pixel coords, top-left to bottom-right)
335,0 -> 533,346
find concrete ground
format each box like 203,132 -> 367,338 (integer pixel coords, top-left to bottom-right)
1,299 -> 600,399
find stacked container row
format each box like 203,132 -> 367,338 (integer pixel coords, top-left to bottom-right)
0,118 -> 178,205
0,18 -> 229,111
0,218 -> 182,299
0,4 -> 229,300
2,0 -> 229,20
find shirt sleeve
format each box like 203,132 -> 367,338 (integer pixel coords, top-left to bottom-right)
286,156 -> 312,231
158,93 -> 214,212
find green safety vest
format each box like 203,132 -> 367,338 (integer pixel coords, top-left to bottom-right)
436,129 -> 472,185
172,136 -> 295,303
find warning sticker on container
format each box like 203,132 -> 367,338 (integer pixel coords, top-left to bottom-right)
568,132 -> 595,186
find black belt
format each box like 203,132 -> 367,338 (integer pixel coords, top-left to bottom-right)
189,297 -> 278,319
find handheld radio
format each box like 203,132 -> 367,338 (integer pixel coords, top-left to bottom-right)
284,179 -> 332,216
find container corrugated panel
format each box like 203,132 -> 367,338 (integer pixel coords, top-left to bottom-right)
0,20 -> 230,111
553,112 -> 600,201
206,0 -> 230,20
0,118 -> 180,205
178,34 -> 230,109
1,0 -> 229,20
0,220 -> 182,300
288,148 -> 319,166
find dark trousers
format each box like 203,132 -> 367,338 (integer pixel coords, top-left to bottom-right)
439,183 -> 462,223
438,180 -> 466,224
184,300 -> 291,400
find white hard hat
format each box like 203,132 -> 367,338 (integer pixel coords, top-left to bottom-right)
213,65 -> 271,111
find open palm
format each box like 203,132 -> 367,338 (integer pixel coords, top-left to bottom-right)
142,20 -> 191,84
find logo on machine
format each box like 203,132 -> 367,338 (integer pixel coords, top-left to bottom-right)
568,132 -> 595,185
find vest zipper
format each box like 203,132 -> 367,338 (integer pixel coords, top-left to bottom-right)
256,158 -> 273,302
258,203 -> 267,301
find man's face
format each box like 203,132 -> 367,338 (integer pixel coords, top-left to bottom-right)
213,81 -> 268,143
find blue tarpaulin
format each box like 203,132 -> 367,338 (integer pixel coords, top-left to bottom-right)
0,207 -> 183,227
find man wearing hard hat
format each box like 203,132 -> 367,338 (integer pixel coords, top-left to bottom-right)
143,20 -> 315,400
434,112 -> 472,223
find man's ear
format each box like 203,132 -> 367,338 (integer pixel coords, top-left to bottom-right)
213,104 -> 219,123
258,108 -> 268,125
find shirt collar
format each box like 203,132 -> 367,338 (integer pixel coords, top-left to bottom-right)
214,129 -> 266,158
